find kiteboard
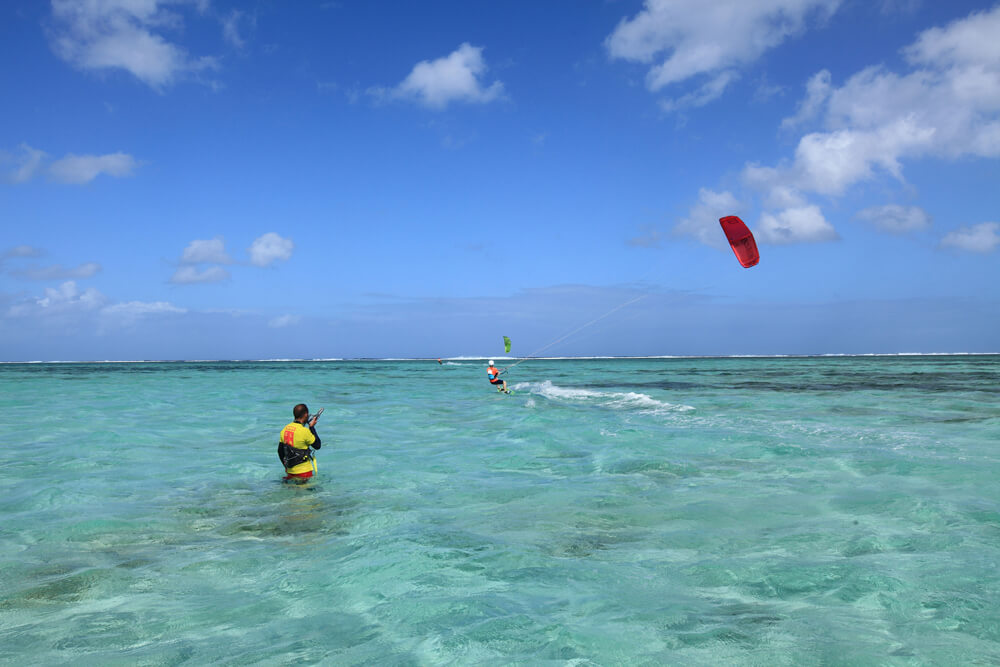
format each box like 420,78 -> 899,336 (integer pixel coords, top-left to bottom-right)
719,215 -> 759,268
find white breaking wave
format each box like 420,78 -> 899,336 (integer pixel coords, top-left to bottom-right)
512,380 -> 694,414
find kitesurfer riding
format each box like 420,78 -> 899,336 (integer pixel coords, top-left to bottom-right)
487,360 -> 509,393
278,403 -> 322,481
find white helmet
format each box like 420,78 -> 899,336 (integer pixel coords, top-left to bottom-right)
488,360 -> 494,365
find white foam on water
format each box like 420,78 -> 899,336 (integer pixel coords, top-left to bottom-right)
516,380 -> 603,401
513,380 -> 694,414
607,390 -> 694,413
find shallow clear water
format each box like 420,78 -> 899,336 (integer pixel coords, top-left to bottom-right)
1,356 -> 999,664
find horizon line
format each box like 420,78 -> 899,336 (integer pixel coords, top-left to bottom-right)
2,352 -> 999,364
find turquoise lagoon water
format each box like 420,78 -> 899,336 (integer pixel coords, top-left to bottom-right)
1,356 -> 999,665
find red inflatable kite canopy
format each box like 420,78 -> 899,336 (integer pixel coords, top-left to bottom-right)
719,216 -> 759,268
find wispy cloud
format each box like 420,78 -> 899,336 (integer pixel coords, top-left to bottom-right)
1,247 -> 102,281
10,262 -> 102,281
660,71 -> 739,112
371,43 -> 505,110
4,145 -> 140,184
6,281 -> 186,342
940,222 -> 1000,253
2,245 -> 44,259
49,0 -> 218,89
268,314 -> 301,328
48,152 -> 139,184
780,69 -> 832,130
221,9 -> 254,50
607,0 -> 842,105
102,300 -> 186,321
1,144 -> 47,183
7,280 -> 105,317
856,204 -> 931,234
170,265 -> 230,285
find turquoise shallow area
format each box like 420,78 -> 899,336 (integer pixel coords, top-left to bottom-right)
2,356 -> 999,664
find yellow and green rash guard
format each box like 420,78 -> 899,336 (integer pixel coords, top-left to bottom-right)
280,421 -> 317,475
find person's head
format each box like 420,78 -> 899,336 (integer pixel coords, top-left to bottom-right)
488,360 -> 494,366
293,403 -> 309,422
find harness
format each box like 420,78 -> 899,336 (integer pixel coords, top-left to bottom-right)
277,441 -> 313,469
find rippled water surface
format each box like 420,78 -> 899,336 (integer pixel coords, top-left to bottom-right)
1,356 -> 999,664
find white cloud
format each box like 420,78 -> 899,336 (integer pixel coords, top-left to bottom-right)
940,222 -> 1000,253
856,204 -> 931,234
48,152 -> 139,184
268,314 -> 301,328
248,232 -> 293,267
180,237 -> 232,264
39,280 -> 104,309
751,5 -> 1000,203
796,120 -> 935,196
673,188 -> 743,249
8,280 -> 105,317
377,43 -> 504,109
11,262 -> 102,280
1,144 -> 47,183
49,0 -> 218,89
606,0 -> 841,96
757,205 -> 838,244
170,233 -> 292,282
5,280 -> 185,341
737,6 -> 1000,243
170,265 -> 230,284
904,6 -> 1000,69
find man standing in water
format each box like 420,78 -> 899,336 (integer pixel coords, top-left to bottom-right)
278,403 -> 322,481
487,360 -> 509,394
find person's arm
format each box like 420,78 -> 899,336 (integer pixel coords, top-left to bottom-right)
309,425 -> 322,449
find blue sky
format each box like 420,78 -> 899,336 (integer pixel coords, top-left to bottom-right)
1,0 -> 998,361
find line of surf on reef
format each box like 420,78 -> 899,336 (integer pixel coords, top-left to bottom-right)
4,352 -> 996,364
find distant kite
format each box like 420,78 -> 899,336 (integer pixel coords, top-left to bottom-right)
719,216 -> 759,268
